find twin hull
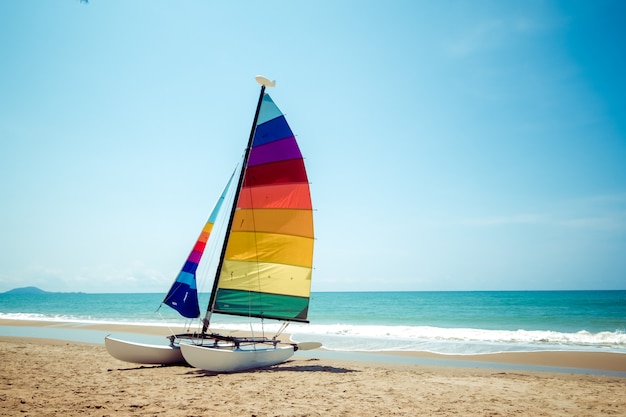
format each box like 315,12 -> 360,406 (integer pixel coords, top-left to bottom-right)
179,342 -> 295,372
104,336 -> 185,365
104,335 -> 295,372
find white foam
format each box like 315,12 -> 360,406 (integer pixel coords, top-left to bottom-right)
285,323 -> 626,353
2,313 -> 624,354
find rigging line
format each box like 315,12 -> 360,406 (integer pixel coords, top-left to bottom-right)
197,163 -> 240,296
275,321 -> 289,338
157,310 -> 199,338
196,172 -> 237,296
249,320 -> 258,345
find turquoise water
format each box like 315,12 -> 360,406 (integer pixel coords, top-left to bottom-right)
1,291 -> 624,354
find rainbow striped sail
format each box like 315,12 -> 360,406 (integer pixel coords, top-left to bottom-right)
162,173 -> 234,318
210,92 -> 314,322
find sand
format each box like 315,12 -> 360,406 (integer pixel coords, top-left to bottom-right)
1,333 -> 624,417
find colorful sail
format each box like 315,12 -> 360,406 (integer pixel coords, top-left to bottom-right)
212,93 -> 314,322
163,172 -> 235,318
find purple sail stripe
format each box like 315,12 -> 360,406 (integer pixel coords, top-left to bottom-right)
188,251 -> 202,264
248,136 -> 302,167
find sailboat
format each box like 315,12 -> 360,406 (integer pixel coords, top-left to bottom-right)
105,75 -> 318,371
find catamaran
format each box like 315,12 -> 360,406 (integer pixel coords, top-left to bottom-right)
105,75 -> 319,372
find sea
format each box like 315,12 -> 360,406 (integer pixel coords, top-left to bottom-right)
1,290 -> 625,356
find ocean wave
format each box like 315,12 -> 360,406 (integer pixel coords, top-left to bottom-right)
201,322 -> 626,353
0,312 -> 175,327
2,313 -> 625,354
284,323 -> 626,354
289,323 -> 626,345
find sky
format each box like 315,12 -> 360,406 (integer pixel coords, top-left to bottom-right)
1,1 -> 625,293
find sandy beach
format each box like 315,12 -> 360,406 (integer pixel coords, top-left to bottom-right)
1,320 -> 625,416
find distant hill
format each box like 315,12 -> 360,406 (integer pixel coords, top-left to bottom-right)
3,286 -> 49,294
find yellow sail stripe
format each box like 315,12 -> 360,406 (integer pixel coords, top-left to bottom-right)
218,259 -> 312,297
225,231 -> 313,267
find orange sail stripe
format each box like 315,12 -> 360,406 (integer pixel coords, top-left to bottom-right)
231,209 -> 313,238
237,183 -> 312,209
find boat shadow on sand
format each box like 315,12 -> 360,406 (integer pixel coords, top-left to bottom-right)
187,359 -> 358,377
108,363 -> 190,372
110,359 -> 357,376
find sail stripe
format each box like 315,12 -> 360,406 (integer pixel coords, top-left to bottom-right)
225,232 -> 313,267
192,241 -> 206,252
231,209 -> 314,238
214,288 -> 309,322
187,251 -> 202,264
182,260 -> 197,273
175,271 -> 196,286
218,260 -> 312,297
243,158 -> 308,187
247,137 -> 302,167
252,115 -> 293,147
237,183 -> 312,209
198,227 -> 212,240
256,94 -> 283,124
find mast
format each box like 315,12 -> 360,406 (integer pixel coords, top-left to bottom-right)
202,77 -> 274,333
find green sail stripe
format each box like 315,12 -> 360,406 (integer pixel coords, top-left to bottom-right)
213,288 -> 309,322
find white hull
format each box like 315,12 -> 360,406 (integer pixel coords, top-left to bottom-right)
104,336 -> 185,365
180,342 -> 295,373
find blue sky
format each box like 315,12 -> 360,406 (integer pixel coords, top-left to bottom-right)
1,1 -> 624,293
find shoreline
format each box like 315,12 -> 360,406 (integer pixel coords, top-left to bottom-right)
1,336 -> 625,416
2,317 -> 625,375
